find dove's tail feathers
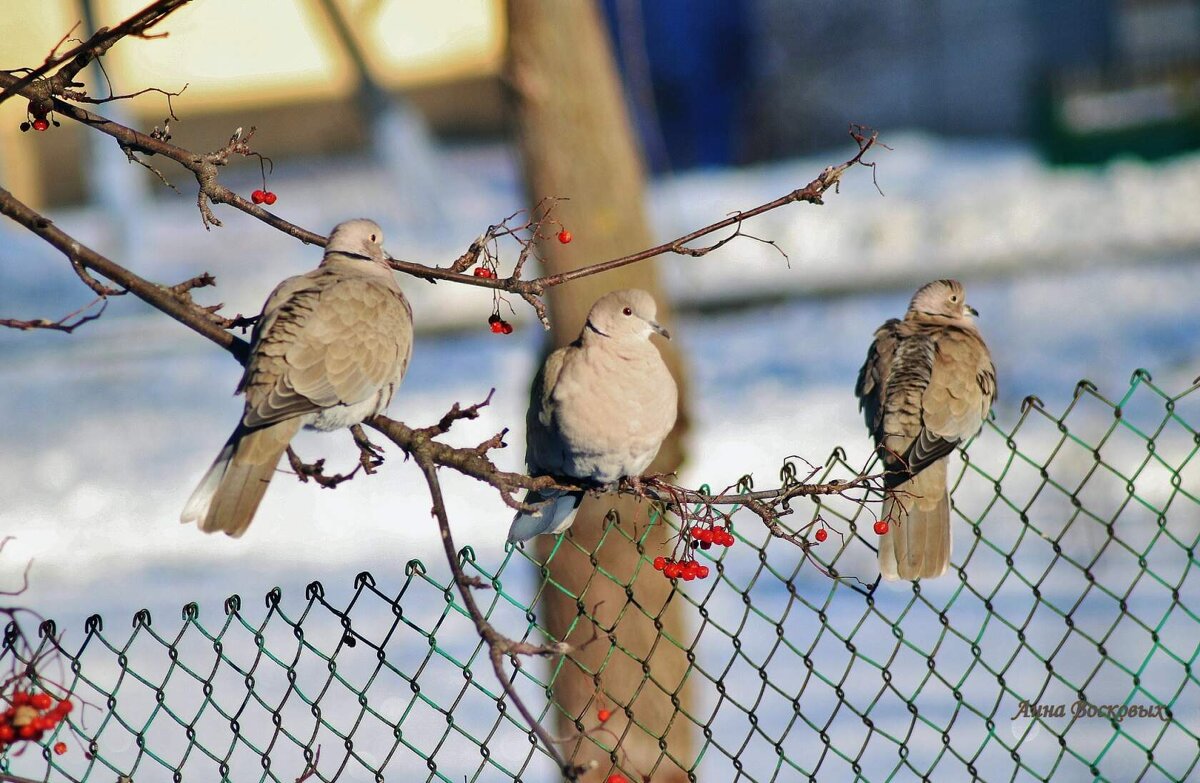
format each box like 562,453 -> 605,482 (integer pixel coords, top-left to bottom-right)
181,419 -> 301,538
878,461 -> 950,582
507,490 -> 585,543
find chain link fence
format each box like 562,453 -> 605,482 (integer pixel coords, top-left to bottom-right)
3,370 -> 1199,781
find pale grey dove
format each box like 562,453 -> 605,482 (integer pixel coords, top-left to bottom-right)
181,219 -> 413,537
856,279 -> 996,581
508,289 -> 678,543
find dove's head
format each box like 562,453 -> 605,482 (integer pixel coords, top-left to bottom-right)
584,289 -> 670,342
324,219 -> 389,267
907,279 -> 978,325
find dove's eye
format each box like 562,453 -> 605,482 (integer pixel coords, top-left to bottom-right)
370,234 -> 378,243
623,307 -> 633,316
949,294 -> 958,302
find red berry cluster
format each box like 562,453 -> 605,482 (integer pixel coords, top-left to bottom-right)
874,519 -> 890,535
473,267 -> 496,279
689,524 -> 734,549
250,189 -> 278,205
652,556 -> 710,581
0,690 -> 73,752
488,314 -> 513,334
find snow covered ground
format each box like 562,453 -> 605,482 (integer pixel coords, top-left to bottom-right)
2,136 -> 1199,780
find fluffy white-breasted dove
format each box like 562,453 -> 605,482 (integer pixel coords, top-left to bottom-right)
181,219 -> 413,537
507,289 -> 678,543
856,279 -> 996,580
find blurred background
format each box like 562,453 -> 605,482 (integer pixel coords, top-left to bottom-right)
2,1 -> 1200,778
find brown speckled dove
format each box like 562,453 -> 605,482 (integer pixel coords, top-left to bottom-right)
856,279 -> 996,581
181,219 -> 413,537
508,289 -> 678,543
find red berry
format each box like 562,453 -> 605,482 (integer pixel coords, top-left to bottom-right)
663,561 -> 681,579
53,741 -> 67,755
652,556 -> 665,571
54,700 -> 73,715
18,724 -> 36,739
32,118 -> 49,131
0,725 -> 13,742
696,564 -> 710,579
12,691 -> 29,706
605,775 -> 627,783
473,267 -> 495,278
263,191 -> 277,205
490,321 -> 504,334
500,321 -> 514,335
690,525 -> 705,540
597,708 -> 612,722
251,190 -> 265,204
557,229 -> 572,244
31,693 -> 52,710
874,520 -> 890,535
814,528 -> 828,543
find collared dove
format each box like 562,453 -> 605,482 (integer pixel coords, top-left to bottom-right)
181,219 -> 413,537
856,279 -> 997,581
507,289 -> 678,543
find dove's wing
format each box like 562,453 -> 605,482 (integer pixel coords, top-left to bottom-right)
238,266 -> 412,429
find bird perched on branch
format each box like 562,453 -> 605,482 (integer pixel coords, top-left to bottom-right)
508,289 -> 678,543
181,219 -> 413,537
856,279 -> 996,580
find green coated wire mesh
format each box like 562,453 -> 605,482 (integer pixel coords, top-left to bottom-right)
3,369 -> 1200,782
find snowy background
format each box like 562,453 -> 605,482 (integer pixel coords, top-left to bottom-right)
3,135 -> 1200,780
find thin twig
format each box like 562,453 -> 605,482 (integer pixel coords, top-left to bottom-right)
414,455 -> 577,779
0,298 -> 108,334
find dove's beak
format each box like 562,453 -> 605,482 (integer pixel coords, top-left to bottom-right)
650,321 -> 671,340
966,304 -> 979,317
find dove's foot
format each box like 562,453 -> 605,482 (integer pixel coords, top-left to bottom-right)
351,424 -> 385,474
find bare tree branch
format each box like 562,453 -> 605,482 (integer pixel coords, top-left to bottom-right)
1,297 -> 108,334
0,0 -> 195,107
0,186 -> 250,363
413,454 -> 578,779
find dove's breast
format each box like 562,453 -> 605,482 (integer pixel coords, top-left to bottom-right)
551,342 -> 678,483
